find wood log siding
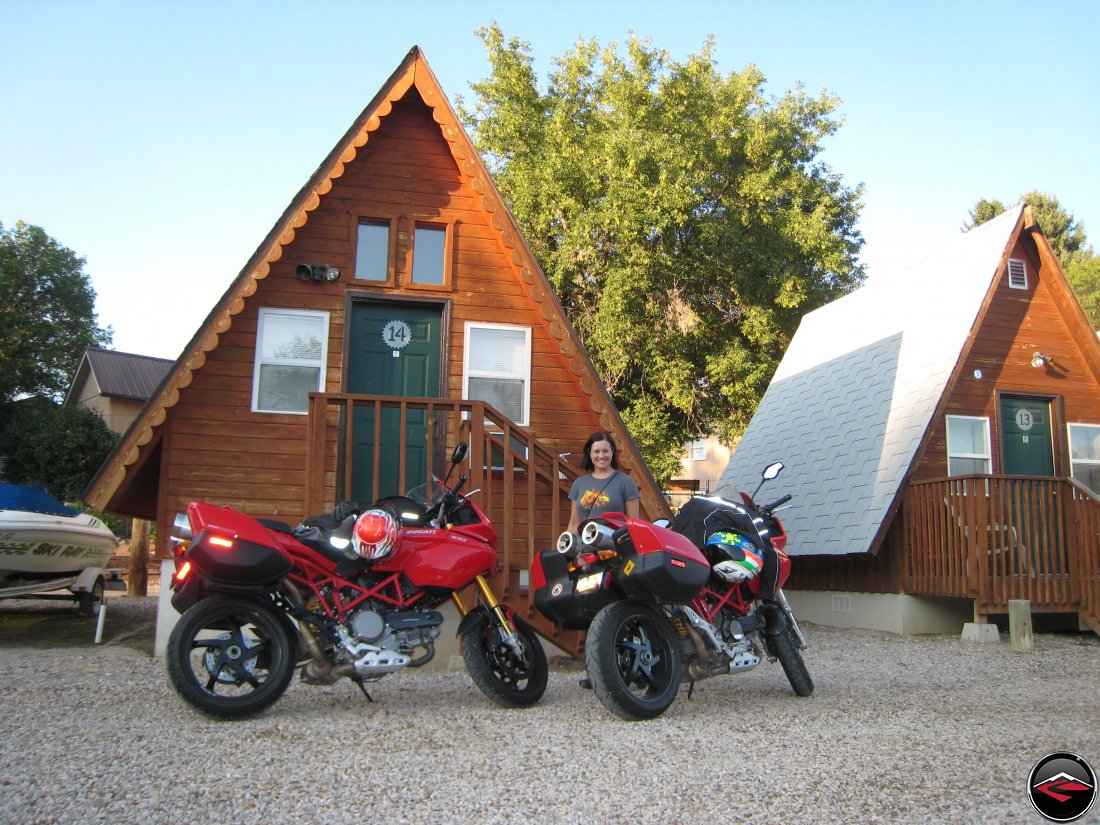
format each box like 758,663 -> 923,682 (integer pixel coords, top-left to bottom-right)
903,475 -> 1100,627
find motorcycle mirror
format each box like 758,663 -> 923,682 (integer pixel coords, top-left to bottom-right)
762,462 -> 784,481
450,442 -> 468,465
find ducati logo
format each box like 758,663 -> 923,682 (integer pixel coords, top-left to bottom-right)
1028,752 -> 1096,822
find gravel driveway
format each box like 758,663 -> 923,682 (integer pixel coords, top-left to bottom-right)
1,595 -> 1097,824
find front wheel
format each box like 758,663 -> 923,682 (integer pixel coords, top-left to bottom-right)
765,626 -> 814,696
585,601 -> 681,721
462,614 -> 548,708
166,595 -> 295,719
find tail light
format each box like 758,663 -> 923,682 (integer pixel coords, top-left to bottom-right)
173,560 -> 192,586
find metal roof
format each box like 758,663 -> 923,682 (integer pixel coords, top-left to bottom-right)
75,347 -> 173,402
717,205 -> 1025,556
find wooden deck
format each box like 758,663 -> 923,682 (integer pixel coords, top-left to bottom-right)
904,475 -> 1100,634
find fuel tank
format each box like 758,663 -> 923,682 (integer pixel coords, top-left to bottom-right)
371,527 -> 497,590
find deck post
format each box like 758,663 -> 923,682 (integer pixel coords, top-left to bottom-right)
1008,599 -> 1033,651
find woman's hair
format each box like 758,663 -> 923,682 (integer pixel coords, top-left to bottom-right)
582,431 -> 619,472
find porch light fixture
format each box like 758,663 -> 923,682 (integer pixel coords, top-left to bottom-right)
1031,351 -> 1052,369
296,264 -> 341,283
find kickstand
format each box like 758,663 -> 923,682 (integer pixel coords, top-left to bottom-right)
352,678 -> 374,702
687,681 -> 695,700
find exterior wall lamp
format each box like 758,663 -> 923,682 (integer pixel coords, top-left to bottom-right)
296,264 -> 341,282
1031,351 -> 1053,369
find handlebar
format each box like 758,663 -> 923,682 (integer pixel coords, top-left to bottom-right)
762,494 -> 792,513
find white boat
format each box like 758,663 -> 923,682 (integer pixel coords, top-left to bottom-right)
0,484 -> 120,614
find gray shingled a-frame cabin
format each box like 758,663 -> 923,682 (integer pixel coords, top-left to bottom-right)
720,205 -> 1100,636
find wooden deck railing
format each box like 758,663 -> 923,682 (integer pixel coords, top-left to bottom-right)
303,393 -> 587,649
904,475 -> 1100,632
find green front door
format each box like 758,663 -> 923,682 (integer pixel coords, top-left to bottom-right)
346,302 -> 443,502
1000,396 -> 1055,477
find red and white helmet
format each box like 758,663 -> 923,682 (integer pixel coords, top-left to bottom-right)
351,508 -> 399,561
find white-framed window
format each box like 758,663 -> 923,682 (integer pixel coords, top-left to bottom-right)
689,438 -> 708,461
1069,423 -> 1100,494
252,308 -> 329,414
462,322 -> 531,426
946,415 -> 992,475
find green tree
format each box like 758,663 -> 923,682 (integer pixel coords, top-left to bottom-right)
462,25 -> 865,479
1,402 -> 118,501
0,221 -> 113,402
964,191 -> 1098,328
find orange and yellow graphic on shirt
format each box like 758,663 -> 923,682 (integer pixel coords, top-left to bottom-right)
579,489 -> 611,510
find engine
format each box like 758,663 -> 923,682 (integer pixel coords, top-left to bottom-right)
344,607 -> 444,669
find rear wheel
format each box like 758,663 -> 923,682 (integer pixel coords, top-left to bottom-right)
462,615 -> 548,708
166,595 -> 295,719
766,626 -> 814,696
585,601 -> 681,721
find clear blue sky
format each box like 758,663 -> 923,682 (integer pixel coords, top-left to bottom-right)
3,0 -> 1097,359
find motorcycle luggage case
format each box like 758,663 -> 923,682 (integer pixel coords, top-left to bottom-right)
612,522 -> 710,603
186,532 -> 294,587
532,550 -> 617,630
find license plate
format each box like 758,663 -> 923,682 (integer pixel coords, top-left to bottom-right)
575,572 -> 605,593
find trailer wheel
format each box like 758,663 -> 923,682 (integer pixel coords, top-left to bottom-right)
77,575 -> 105,618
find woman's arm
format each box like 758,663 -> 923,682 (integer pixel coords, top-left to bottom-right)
567,499 -> 582,535
626,497 -> 640,520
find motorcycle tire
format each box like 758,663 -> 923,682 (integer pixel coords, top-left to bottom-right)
166,594 -> 296,720
584,601 -> 681,721
765,626 -> 814,697
461,615 -> 548,708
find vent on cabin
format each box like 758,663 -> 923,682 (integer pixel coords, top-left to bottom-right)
1007,258 -> 1028,290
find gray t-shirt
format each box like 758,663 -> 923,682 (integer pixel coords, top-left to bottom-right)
569,471 -> 640,520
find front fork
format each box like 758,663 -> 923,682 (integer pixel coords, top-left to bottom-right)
775,588 -> 808,649
452,574 -> 526,658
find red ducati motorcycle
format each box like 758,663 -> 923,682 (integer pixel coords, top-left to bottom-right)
533,462 -> 811,720
167,443 -> 547,719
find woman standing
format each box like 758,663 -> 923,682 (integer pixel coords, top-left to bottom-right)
566,431 -> 640,534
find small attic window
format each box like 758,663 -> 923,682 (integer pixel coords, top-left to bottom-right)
1007,258 -> 1028,290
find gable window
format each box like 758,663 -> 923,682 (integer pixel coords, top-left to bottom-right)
252,308 -> 329,414
409,222 -> 452,288
463,322 -> 530,426
946,415 -> 992,475
689,439 -> 708,461
1069,423 -> 1100,494
355,220 -> 393,283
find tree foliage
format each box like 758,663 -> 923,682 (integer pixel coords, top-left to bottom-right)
964,191 -> 1099,328
0,221 -> 113,403
0,401 -> 118,501
461,25 -> 865,479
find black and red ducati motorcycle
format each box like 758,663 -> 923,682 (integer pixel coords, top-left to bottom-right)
166,443 -> 547,719
533,461 -> 812,720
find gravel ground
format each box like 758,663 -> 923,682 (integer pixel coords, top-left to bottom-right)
0,595 -> 1098,824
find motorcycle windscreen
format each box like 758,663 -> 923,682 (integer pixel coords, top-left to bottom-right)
669,496 -> 768,551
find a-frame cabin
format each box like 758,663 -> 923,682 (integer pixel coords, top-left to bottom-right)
720,205 -> 1100,636
84,47 -> 669,650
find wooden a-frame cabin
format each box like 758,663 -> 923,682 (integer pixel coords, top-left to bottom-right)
721,205 -> 1100,636
84,47 -> 669,650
